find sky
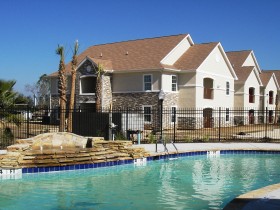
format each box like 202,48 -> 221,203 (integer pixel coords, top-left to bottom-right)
1,0 -> 280,95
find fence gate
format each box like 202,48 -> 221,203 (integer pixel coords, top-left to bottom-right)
72,112 -> 122,140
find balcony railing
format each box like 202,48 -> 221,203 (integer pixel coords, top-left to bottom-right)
204,88 -> 213,99
249,95 -> 255,103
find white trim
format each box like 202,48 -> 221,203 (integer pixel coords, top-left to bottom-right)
143,105 -> 152,123
197,70 -> 236,80
113,90 -> 160,94
249,51 -> 261,73
79,75 -> 96,95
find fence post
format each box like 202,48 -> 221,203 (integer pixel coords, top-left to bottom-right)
265,107 -> 268,139
126,107 -> 129,140
27,106 -> 30,138
173,108 -> 176,143
218,107 -> 221,142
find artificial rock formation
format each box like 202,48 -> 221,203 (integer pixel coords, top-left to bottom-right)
0,132 -> 150,169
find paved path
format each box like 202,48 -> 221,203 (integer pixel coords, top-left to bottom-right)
133,143 -> 280,210
133,142 -> 280,155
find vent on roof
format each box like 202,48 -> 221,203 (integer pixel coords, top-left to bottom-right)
100,53 -> 103,57
125,51 -> 128,55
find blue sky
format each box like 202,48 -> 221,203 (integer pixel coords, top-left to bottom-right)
1,0 -> 280,94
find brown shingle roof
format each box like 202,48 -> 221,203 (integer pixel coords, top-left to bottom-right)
172,42 -> 218,70
260,71 -> 273,86
226,50 -> 252,67
49,34 -> 189,77
234,66 -> 254,82
263,70 -> 280,86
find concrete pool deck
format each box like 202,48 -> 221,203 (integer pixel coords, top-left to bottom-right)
133,142 -> 280,210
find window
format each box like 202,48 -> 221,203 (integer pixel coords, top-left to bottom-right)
144,75 -> 152,91
172,76 -> 177,91
203,78 -> 214,99
269,91 -> 274,104
226,82 -> 230,95
80,76 -> 96,94
171,106 -> 177,123
249,87 -> 255,103
143,106 -> 152,123
226,108 -> 229,122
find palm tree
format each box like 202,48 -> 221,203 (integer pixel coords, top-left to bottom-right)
95,64 -> 105,112
56,45 -> 67,132
68,40 -> 79,132
0,79 -> 21,148
0,79 -> 17,109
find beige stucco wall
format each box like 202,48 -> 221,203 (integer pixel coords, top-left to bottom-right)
178,87 -> 196,107
243,53 -> 255,67
195,46 -> 235,108
112,71 -> 161,92
262,77 -> 278,110
243,70 -> 261,109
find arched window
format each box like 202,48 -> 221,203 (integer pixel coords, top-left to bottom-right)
203,78 -> 214,99
249,87 -> 255,103
269,91 -> 274,104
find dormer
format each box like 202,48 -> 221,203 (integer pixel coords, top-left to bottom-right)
160,34 -> 194,66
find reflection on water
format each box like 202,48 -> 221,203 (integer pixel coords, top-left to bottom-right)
1,154 -> 280,210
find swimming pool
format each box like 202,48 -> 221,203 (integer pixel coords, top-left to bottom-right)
1,153 -> 280,210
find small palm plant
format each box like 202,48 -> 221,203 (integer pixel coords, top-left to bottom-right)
0,79 -> 22,148
56,45 -> 67,132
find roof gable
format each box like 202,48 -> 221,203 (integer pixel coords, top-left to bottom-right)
160,34 -> 194,65
226,50 -> 261,73
260,72 -> 280,89
173,42 -> 237,79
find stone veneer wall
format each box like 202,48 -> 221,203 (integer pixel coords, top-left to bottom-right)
102,75 -> 112,109
112,92 -> 159,109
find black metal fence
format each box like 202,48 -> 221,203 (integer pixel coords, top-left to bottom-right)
1,107 -> 280,149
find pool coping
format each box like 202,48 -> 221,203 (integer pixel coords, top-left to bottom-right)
223,183 -> 280,210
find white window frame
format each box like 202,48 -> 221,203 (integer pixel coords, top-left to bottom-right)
226,81 -> 230,95
143,105 -> 152,123
79,75 -> 96,95
171,75 -> 177,92
171,106 -> 177,123
143,74 -> 152,91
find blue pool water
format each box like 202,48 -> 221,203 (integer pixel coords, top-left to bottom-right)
1,154 -> 280,210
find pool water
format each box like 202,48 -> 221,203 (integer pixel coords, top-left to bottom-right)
1,154 -> 280,210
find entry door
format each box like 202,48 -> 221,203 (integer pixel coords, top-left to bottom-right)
203,108 -> 213,128
249,109 -> 254,124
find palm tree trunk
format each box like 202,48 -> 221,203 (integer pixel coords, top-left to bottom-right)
96,75 -> 102,112
56,46 -> 67,132
68,41 -> 79,132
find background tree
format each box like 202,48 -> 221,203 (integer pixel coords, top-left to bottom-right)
95,64 -> 105,112
56,45 -> 67,132
68,40 -> 79,132
25,74 -> 50,108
